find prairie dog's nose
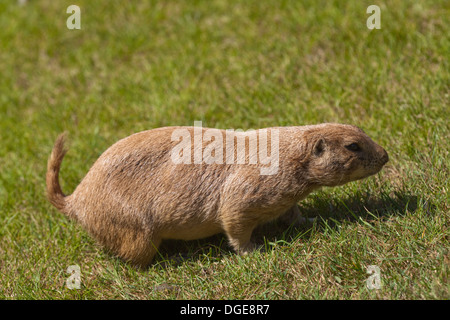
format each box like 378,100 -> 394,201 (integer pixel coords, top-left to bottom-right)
381,148 -> 389,164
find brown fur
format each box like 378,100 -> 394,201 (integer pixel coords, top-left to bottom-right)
46,123 -> 388,268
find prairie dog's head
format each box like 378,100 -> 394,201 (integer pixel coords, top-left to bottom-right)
305,124 -> 389,187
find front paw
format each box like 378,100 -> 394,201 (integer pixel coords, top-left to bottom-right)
280,205 -> 315,227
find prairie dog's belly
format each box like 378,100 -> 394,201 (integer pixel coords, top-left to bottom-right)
160,221 -> 223,240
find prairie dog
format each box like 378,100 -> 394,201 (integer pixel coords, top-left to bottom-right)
46,123 -> 388,267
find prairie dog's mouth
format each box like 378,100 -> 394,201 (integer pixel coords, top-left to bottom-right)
367,163 -> 386,177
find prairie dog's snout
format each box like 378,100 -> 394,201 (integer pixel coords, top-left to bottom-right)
46,123 -> 388,268
381,147 -> 389,164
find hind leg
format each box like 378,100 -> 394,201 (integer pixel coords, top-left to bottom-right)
99,225 -> 161,269
118,233 -> 161,269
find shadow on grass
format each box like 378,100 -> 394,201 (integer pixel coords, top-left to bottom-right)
152,191 -> 428,268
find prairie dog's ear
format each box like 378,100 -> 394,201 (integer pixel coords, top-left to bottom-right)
313,137 -> 325,156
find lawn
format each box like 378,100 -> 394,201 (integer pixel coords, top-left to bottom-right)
0,0 -> 448,299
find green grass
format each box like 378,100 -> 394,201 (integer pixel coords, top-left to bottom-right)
0,0 -> 448,299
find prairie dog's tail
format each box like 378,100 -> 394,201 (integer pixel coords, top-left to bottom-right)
46,133 -> 70,216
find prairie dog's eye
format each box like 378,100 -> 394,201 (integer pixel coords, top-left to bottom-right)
346,143 -> 361,152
